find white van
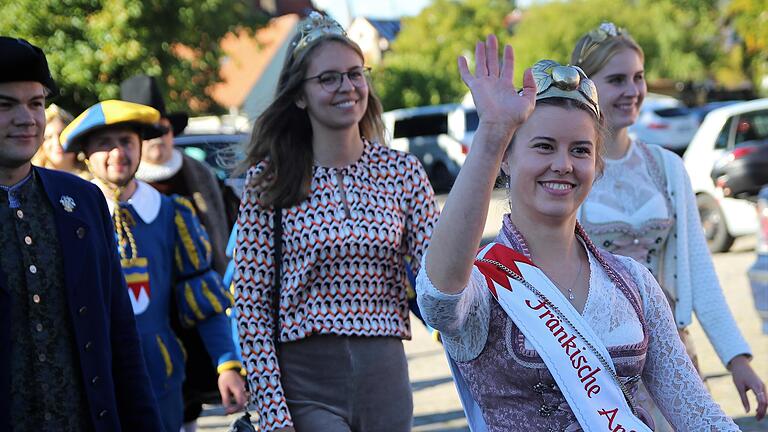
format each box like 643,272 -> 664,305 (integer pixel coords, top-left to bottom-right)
383,104 -> 470,192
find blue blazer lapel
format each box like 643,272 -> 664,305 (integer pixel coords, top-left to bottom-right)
37,168 -> 94,297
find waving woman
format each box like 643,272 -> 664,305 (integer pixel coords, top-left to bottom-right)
417,35 -> 738,431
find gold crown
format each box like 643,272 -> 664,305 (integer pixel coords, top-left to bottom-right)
575,22 -> 626,65
292,12 -> 348,57
530,60 -> 600,118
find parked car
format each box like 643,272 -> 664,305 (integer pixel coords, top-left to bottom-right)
383,104 -> 468,192
688,100 -> 741,123
174,133 -> 248,179
747,186 -> 768,335
174,133 -> 248,197
708,106 -> 768,199
629,93 -> 700,154
683,99 -> 768,252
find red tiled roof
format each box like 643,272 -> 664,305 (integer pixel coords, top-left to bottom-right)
211,14 -> 299,108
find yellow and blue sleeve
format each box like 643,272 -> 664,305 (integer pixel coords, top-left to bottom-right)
171,195 -> 234,327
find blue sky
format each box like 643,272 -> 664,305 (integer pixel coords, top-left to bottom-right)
314,0 -> 537,26
313,0 -> 432,25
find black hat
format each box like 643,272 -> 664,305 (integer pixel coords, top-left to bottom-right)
0,37 -> 58,96
119,74 -> 189,136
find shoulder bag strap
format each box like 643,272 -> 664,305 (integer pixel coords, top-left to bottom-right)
272,208 -> 282,351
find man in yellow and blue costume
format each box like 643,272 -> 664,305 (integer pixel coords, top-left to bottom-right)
61,100 -> 246,432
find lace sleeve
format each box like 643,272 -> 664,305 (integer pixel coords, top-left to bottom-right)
415,255 -> 491,361
623,256 -> 739,430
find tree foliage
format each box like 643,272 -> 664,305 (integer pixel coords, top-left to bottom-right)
377,0 -> 768,110
509,0 -> 724,85
373,0 -> 516,110
728,0 -> 768,92
0,0 -> 263,114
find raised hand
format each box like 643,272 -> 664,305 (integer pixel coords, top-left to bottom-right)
457,34 -> 536,150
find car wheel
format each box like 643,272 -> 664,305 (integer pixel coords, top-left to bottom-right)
430,163 -> 454,193
696,193 -> 735,253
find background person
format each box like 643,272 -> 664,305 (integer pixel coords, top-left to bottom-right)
0,36 -> 163,432
60,99 -> 247,432
121,74 -> 237,432
31,103 -> 89,178
233,12 -> 438,432
572,22 -> 766,427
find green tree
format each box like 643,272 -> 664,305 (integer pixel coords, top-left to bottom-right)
373,0 -> 517,110
0,0 -> 263,114
509,0 -> 726,87
729,0 -> 768,95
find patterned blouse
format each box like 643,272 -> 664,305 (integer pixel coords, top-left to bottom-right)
234,140 -> 439,431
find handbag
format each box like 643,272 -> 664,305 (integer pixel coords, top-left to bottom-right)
228,411 -> 257,432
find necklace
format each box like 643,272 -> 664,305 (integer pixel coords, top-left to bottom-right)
565,255 -> 584,301
475,257 -> 638,415
535,250 -> 583,302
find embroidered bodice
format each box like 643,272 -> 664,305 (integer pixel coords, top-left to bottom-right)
416,219 -> 738,431
580,142 -> 674,279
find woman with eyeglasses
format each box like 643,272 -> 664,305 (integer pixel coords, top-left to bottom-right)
233,12 -> 438,432
571,23 -> 766,428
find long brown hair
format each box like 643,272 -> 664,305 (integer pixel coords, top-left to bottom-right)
240,32 -> 386,208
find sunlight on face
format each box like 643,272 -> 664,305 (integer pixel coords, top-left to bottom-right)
505,104 -> 598,224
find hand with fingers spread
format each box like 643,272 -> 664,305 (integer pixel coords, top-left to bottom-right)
457,34 -> 536,152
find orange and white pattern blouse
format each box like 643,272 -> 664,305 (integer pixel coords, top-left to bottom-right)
234,141 -> 439,431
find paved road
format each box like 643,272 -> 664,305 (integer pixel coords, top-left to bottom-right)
199,194 -> 768,431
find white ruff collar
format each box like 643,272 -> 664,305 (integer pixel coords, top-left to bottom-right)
135,149 -> 184,182
103,180 -> 162,224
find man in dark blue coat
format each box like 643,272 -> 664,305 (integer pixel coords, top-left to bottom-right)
0,37 -> 164,431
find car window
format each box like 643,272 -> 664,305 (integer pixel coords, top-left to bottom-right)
734,110 -> 768,147
714,117 -> 733,150
174,135 -> 247,179
393,114 -> 448,138
465,110 -> 479,132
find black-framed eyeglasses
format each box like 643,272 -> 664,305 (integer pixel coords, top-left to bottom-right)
303,67 -> 371,92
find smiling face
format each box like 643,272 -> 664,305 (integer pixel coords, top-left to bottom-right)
141,117 -> 174,164
0,81 -> 46,170
42,117 -> 76,168
590,48 -> 646,131
505,104 -> 598,224
296,41 -> 368,134
84,126 -> 142,188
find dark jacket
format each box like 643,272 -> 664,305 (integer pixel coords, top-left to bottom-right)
0,167 -> 164,432
179,153 -> 232,275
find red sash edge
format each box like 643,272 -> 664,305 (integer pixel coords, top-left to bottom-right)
474,243 -> 535,298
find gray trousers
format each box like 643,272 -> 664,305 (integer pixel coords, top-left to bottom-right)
279,335 -> 413,432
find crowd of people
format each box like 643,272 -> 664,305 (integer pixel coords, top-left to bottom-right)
0,11 -> 765,432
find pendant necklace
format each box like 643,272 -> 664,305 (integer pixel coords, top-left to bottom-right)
565,254 -> 584,301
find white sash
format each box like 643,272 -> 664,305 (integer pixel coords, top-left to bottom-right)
449,242 -> 651,432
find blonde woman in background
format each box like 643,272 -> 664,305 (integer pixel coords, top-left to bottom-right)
32,104 -> 89,178
572,22 -> 766,428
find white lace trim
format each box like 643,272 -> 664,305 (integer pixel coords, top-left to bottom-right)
584,142 -> 669,225
135,149 -> 183,182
